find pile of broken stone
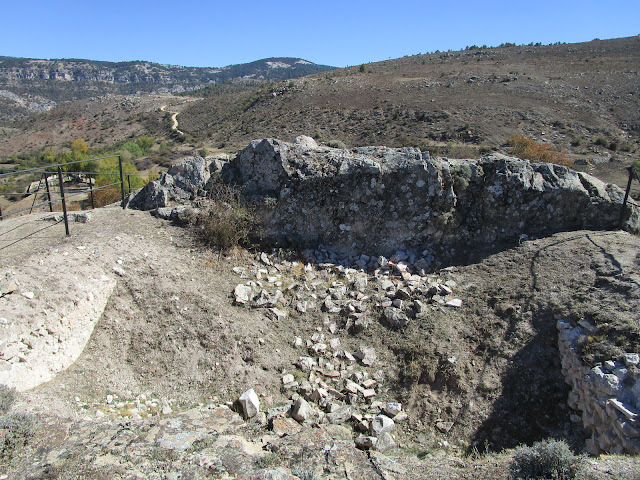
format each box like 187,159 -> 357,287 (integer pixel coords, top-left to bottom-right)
233,250 -> 462,331
232,250 -> 463,451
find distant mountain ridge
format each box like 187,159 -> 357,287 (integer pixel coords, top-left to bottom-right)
0,56 -> 336,123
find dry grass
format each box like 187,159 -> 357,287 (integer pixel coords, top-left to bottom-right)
507,134 -> 573,166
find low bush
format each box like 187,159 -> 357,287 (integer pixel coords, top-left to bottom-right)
0,413 -> 38,459
510,439 -> 584,479
197,184 -> 258,252
326,140 -> 347,149
507,134 -> 572,166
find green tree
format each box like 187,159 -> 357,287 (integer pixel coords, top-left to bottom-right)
71,138 -> 88,155
120,142 -> 143,158
136,137 -> 154,155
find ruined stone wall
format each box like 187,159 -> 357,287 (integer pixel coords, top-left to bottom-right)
557,319 -> 640,455
225,137 -> 639,258
130,137 -> 639,262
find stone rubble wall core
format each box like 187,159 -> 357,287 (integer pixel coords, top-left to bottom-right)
129,136 -> 639,265
557,319 -> 640,455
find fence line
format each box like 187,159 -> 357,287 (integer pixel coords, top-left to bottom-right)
0,155 -> 149,243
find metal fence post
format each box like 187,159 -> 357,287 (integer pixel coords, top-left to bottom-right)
44,174 -> 53,212
118,155 -> 125,208
620,167 -> 633,228
89,173 -> 95,210
57,167 -> 70,236
29,175 -> 42,214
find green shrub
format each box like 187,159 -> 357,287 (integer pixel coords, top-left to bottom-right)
0,413 -> 38,459
594,137 -> 608,148
0,385 -> 16,414
451,164 -> 472,191
510,439 -> 583,480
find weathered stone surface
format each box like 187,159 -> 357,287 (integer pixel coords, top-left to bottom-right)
436,421 -> 454,433
129,156 -> 214,209
234,284 -> 252,304
384,307 -> 409,328
370,415 -> 395,436
297,356 -> 316,372
355,346 -> 376,366
291,397 -> 314,423
384,402 -> 402,417
0,272 -> 17,296
326,406 -> 352,425
558,319 -> 640,455
374,432 -> 396,452
221,139 -> 639,258
239,389 -> 260,419
354,435 -> 377,449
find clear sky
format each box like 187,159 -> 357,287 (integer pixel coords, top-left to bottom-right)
3,0 -> 639,68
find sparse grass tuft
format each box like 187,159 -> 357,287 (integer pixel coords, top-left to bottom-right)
510,439 -> 584,480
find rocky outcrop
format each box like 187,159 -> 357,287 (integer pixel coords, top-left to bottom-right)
128,156 -> 216,210
227,138 -> 638,256
558,319 -> 640,455
133,138 -> 639,262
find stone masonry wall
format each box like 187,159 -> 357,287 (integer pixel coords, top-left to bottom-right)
557,319 -> 640,455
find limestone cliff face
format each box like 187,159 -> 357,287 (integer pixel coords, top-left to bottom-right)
0,56 -> 336,123
132,137 -> 639,258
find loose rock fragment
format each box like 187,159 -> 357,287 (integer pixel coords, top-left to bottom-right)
356,346 -> 377,366
291,397 -> 314,423
370,415 -> 395,435
238,388 -> 260,419
384,402 -> 402,417
234,284 -> 252,305
355,435 -> 377,449
436,421 -> 454,433
384,307 -> 409,328
374,432 -> 396,452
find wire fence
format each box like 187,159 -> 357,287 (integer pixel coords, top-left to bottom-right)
0,155 -> 151,242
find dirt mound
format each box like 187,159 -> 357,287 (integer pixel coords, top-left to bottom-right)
0,207 -> 638,478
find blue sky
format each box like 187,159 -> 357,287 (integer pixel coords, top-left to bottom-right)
3,0 -> 639,68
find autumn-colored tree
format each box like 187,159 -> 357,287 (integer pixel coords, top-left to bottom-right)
71,138 -> 88,155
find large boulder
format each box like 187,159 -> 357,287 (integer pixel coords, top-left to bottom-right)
223,139 -> 639,257
129,155 -> 228,210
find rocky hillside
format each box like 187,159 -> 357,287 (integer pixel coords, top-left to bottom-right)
0,203 -> 639,478
178,36 -> 640,158
0,56 -> 336,123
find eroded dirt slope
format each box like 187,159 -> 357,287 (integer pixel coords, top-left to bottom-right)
0,208 -> 638,478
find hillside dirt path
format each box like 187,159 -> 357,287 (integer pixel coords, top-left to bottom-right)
0,207 -> 639,478
160,99 -> 197,136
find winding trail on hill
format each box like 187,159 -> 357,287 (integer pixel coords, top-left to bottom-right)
160,104 -> 185,135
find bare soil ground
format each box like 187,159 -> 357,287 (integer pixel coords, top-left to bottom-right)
0,206 -> 638,478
